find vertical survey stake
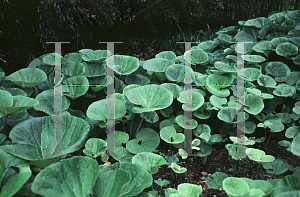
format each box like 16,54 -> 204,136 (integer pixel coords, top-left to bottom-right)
47,41 -> 70,157
229,41 -> 254,158
100,42 -> 125,157
177,41 -> 198,157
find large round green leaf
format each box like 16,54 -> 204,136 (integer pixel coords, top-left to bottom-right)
81,61 -> 107,77
165,64 -> 195,83
271,37 -> 289,48
175,115 -> 198,129
160,126 -> 185,144
289,37 -> 300,50
261,159 -> 289,176
160,83 -> 183,99
125,84 -> 173,113
244,17 -> 272,28
229,136 -> 255,146
252,41 -> 273,56
209,95 -> 227,110
62,62 -> 85,77
184,49 -> 208,65
79,49 -> 94,54
86,97 -> 126,121
82,49 -> 112,63
291,134 -> 300,157
286,9 -> 300,20
43,53 -> 63,65
177,89 -> 204,111
273,19 -> 295,33
63,52 -> 83,63
214,61 -> 237,74
216,26 -> 238,35
193,102 -> 214,120
292,54 -> 300,66
276,43 -> 298,58
217,107 -> 237,124
132,152 -> 166,174
269,11 -> 289,20
257,74 -> 277,88
205,172 -> 228,191
246,148 -> 275,163
165,183 -> 202,197
244,68 -> 261,81
34,89 -> 70,115
107,55 -> 139,75
243,55 -> 266,64
223,177 -> 250,196
143,58 -> 174,73
217,34 -> 233,45
0,90 -> 39,116
31,156 -> 99,197
83,138 -> 107,158
234,28 -> 259,42
244,94 -> 264,115
62,76 -> 89,99
28,53 -> 53,74
3,68 -> 47,88
197,143 -> 212,157
106,131 -> 134,161
0,149 -> 31,197
273,84 -> 296,97
194,41 -> 219,51
206,73 -> 234,97
265,62 -> 290,82
193,124 -> 211,139
96,162 -> 153,197
285,126 -> 300,138
1,115 -> 90,167
126,128 -> 160,154
139,111 -> 159,123
155,51 -> 176,60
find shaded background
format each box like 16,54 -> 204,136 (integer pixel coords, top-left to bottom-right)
0,0 -> 299,75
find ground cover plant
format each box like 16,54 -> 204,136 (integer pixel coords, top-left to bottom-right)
1,9 -> 300,197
